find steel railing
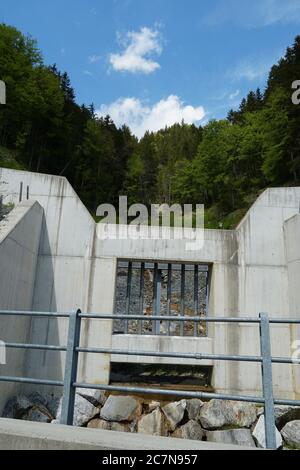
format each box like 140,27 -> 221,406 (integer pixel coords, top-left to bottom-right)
0,309 -> 300,449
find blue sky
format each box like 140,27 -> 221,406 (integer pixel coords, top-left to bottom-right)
1,0 -> 300,137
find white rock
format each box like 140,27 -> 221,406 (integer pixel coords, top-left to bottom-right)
206,429 -> 256,447
100,395 -> 141,422
56,394 -> 99,426
199,400 -> 257,429
76,388 -> 106,408
281,420 -> 300,449
172,420 -> 204,441
186,399 -> 204,420
137,408 -> 168,436
162,400 -> 186,431
252,415 -> 282,449
148,400 -> 160,412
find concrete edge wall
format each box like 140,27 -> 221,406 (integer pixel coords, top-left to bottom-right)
284,214 -> 300,397
0,418 -> 256,450
0,200 -> 44,413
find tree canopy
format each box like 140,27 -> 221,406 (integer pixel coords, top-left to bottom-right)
1,23 -> 300,227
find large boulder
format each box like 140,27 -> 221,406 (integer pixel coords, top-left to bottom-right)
137,408 -> 168,436
76,388 -> 106,408
22,405 -> 53,423
172,420 -> 204,441
2,395 -> 34,419
281,420 -> 300,449
100,395 -> 142,422
56,393 -> 99,426
206,429 -> 256,448
252,415 -> 282,449
3,393 -> 60,422
162,400 -> 186,431
185,399 -> 204,420
199,400 -> 257,429
274,406 -> 300,430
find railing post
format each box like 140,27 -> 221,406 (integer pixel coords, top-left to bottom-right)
259,312 -> 277,449
60,309 -> 81,425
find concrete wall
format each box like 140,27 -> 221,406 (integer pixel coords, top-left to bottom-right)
0,200 -> 43,411
284,214 -> 300,397
233,188 -> 300,398
0,168 -> 300,404
0,168 -> 116,402
0,418 -> 251,450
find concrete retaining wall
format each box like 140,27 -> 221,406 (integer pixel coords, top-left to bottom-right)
0,168 -> 300,405
0,200 -> 43,411
0,418 -> 255,450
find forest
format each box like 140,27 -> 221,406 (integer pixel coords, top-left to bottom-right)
1,23 -> 300,228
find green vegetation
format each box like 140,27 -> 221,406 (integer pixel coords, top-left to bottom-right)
1,23 -> 300,227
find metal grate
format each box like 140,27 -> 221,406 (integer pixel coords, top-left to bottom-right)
113,260 -> 209,336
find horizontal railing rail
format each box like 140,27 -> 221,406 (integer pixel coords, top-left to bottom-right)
0,309 -> 299,449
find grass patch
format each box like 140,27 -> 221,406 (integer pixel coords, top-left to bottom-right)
0,146 -> 26,171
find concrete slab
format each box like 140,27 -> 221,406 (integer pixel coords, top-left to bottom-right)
0,418 -> 258,450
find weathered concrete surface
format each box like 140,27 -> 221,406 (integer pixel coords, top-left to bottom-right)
0,168 -> 117,398
284,214 -> 300,398
111,334 -> 213,366
0,200 -> 43,413
0,418 -> 259,450
1,168 -> 300,403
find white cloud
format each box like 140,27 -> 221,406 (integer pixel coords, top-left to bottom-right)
109,27 -> 162,74
260,0 -> 300,26
88,55 -> 101,64
229,89 -> 240,100
231,58 -> 275,81
83,70 -> 93,76
205,0 -> 300,28
97,95 -> 205,138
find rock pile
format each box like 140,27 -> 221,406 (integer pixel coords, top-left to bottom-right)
3,392 -> 300,449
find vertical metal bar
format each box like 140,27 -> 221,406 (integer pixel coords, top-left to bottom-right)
205,270 -> 209,337
194,265 -> 199,337
180,264 -> 185,336
60,309 -> 81,425
19,182 -> 23,203
156,270 -> 162,335
152,263 -> 161,335
259,312 -> 277,449
167,263 -> 172,336
138,262 -> 144,335
26,185 -> 29,200
125,261 -> 132,334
